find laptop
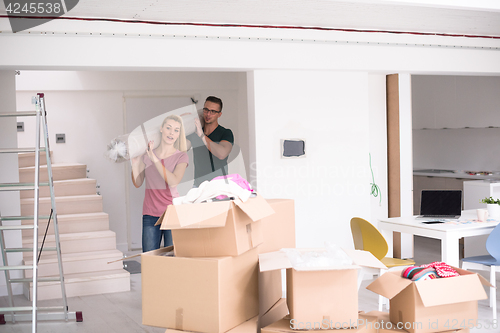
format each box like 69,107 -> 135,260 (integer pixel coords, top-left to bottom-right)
417,190 -> 462,219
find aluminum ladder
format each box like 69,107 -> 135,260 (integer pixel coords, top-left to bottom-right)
0,93 -> 82,332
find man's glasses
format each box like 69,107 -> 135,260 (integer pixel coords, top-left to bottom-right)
203,107 -> 221,115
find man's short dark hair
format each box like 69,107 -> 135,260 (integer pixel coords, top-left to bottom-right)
206,96 -> 223,111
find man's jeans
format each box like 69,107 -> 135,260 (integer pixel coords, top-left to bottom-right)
142,215 -> 173,252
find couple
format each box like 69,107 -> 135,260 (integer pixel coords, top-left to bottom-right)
131,96 -> 234,252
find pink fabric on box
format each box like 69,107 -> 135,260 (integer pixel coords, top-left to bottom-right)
142,150 -> 189,217
420,261 -> 459,278
212,174 -> 253,200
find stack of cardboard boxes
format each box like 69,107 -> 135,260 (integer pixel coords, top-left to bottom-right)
141,194 -> 295,333
141,194 -> 492,333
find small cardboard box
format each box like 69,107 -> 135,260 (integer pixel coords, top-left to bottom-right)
259,248 -> 386,328
364,311 -> 470,333
156,194 -> 275,257
142,246 -> 259,333
366,267 -> 490,333
261,312 -> 379,333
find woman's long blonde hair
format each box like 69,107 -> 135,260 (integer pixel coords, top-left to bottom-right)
161,114 -> 187,152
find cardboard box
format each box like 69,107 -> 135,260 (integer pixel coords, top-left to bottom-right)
142,246 -> 259,333
366,267 -> 490,333
258,199 -> 295,329
259,248 -> 386,328
364,311 -> 470,333
258,199 -> 295,254
261,312 -> 379,333
259,269 -> 284,317
259,298 -> 289,332
156,194 -> 275,257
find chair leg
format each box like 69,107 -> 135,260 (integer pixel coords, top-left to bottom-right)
378,295 -> 384,311
378,268 -> 390,311
490,265 -> 497,321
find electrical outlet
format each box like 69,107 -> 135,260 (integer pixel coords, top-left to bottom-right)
56,134 -> 65,143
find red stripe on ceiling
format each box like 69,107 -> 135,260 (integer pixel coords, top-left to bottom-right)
1,15 -> 499,39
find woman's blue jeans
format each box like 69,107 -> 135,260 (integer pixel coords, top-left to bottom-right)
142,215 -> 173,252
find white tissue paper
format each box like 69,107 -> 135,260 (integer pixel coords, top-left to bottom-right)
281,243 -> 353,270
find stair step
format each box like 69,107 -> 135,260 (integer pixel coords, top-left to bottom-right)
23,269 -> 131,301
21,194 -> 103,216
21,212 -> 109,237
20,178 -> 96,199
18,151 -> 50,168
19,163 -> 87,183
23,249 -> 124,278
22,230 -> 117,259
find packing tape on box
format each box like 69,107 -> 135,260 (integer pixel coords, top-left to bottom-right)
176,308 -> 183,330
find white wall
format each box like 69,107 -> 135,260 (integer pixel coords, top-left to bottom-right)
368,75 -> 389,222
0,71 -> 23,295
412,75 -> 500,171
15,71 -> 247,251
249,70 -> 372,249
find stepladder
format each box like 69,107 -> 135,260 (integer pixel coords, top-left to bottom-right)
0,93 -> 82,332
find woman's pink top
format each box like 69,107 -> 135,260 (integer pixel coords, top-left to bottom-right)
142,150 -> 189,217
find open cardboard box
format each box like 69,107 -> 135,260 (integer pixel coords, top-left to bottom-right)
142,246 -> 259,333
259,248 -> 386,329
366,267 -> 490,333
155,193 -> 275,257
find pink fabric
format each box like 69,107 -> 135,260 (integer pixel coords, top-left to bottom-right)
142,150 -> 189,217
211,174 -> 253,200
212,174 -> 253,191
420,261 -> 460,278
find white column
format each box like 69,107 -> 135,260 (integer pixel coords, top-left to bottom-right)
398,73 -> 414,259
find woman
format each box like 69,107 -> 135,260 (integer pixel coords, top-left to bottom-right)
131,114 -> 189,252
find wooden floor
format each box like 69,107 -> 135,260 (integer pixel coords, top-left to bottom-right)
0,237 -> 498,333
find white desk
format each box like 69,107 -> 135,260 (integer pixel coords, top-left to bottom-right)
378,210 -> 499,267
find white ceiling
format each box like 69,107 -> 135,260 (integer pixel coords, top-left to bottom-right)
34,0 -> 500,37
1,0 -> 500,37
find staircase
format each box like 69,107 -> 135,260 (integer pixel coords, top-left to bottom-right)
19,152 -> 130,300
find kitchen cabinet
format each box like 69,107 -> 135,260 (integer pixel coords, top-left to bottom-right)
412,76 -> 500,129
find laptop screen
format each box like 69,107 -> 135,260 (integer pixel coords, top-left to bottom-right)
420,190 -> 462,216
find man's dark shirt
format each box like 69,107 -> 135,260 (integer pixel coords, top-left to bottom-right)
187,125 -> 234,187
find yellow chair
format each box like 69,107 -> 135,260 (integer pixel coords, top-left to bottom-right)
350,217 -> 415,310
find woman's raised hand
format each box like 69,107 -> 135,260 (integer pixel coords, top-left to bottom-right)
146,141 -> 157,162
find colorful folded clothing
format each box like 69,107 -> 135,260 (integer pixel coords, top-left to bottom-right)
401,267 -> 439,281
401,261 -> 460,281
420,261 -> 460,278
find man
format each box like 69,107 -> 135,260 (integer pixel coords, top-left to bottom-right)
187,96 -> 234,187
